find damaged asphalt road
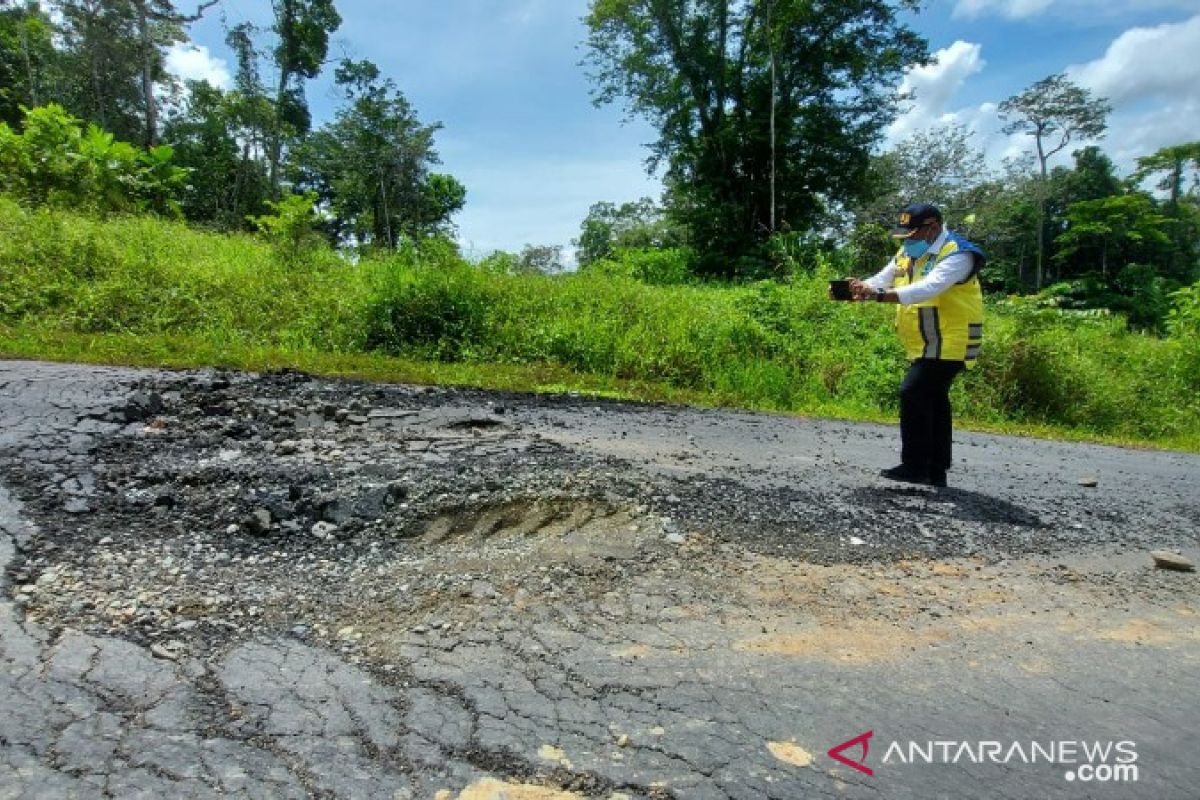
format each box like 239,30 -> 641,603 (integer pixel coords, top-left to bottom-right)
1,359 -> 1197,799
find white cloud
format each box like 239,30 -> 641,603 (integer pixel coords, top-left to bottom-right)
1066,14 -> 1200,166
1067,14 -> 1200,105
886,14 -> 1200,176
887,41 -> 986,144
164,44 -> 231,90
1105,97 -> 1200,167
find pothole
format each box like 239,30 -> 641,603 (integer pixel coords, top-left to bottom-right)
419,500 -> 651,560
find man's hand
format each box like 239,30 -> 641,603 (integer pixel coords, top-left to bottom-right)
849,279 -> 875,302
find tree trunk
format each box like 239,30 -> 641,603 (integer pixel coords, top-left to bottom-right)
379,169 -> 393,249
768,1 -> 776,233
269,0 -> 295,199
1035,125 -> 1048,290
83,4 -> 106,130
17,10 -> 41,106
137,2 -> 158,147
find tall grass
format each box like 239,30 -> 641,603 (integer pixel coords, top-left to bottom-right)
2,198 -> 1197,448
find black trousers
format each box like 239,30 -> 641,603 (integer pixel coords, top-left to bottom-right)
899,358 -> 965,473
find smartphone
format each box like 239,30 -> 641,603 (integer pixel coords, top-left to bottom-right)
829,279 -> 853,301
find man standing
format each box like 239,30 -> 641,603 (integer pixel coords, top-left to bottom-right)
848,203 -> 985,488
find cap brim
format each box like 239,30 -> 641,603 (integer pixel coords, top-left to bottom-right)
890,227 -> 918,238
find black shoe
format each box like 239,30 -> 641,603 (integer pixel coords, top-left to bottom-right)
880,464 -> 930,485
928,469 -> 948,488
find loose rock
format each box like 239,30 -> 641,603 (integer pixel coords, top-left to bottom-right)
1151,550 -> 1196,572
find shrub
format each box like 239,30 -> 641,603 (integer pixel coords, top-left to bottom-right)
0,105 -> 186,215
364,256 -> 499,360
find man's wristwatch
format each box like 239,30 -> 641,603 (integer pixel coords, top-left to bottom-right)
874,288 -> 886,302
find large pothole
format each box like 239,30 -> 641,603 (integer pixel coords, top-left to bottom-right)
7,492 -> 676,668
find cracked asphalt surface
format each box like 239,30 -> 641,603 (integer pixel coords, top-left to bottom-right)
1,359 -> 1197,799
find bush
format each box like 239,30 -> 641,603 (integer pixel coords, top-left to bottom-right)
0,199 -> 368,349
1167,280 -> 1200,393
584,246 -> 694,284
0,105 -> 186,215
364,255 -> 499,360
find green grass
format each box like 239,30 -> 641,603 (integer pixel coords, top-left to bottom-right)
2,198 -> 1198,452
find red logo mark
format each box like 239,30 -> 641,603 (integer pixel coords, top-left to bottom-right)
828,731 -> 874,776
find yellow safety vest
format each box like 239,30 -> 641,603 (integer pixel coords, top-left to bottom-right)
894,236 -> 984,367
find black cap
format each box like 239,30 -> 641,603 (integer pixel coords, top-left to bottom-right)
890,203 -> 942,238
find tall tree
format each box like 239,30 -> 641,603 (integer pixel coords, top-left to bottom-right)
130,1 -> 218,147
954,155 -> 1039,291
575,197 -> 685,267
56,0 -> 145,142
267,0 -> 341,196
294,59 -> 464,249
1134,141 -> 1200,282
1041,146 -> 1124,284
998,73 -> 1110,290
0,2 -> 59,127
1054,193 -> 1171,279
1134,142 -> 1200,212
584,0 -> 926,278
224,21 -> 274,164
162,80 -> 269,229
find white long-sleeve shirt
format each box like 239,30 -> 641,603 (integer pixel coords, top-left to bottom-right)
863,228 -> 973,305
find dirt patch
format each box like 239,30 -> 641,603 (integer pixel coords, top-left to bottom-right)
436,778 -> 598,800
767,741 -> 815,768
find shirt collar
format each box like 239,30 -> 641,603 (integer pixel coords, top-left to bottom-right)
929,226 -> 949,254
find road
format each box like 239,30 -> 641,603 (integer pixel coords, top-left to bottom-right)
1,359 -> 1197,799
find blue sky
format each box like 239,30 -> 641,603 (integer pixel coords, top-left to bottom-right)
168,0 -> 1200,257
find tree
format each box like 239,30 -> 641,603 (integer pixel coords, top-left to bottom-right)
998,73 -> 1110,290
517,244 -> 565,274
1133,141 -> 1200,282
2,1 -> 217,147
1057,145 -> 1122,204
584,0 -> 927,279
1054,193 -> 1171,278
294,59 -> 463,249
853,122 -> 988,233
55,0 -> 146,143
130,1 -> 218,147
161,80 -> 270,229
1038,146 -> 1124,283
267,0 -> 341,196
1134,141 -> 1200,210
222,22 -> 275,162
574,197 -> 685,267
955,155 -> 1040,292
0,2 -> 59,127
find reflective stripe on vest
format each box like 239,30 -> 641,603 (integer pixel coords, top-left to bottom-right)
894,234 -> 985,367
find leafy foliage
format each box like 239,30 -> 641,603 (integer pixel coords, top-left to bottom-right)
247,191 -> 325,268
584,0 -> 927,278
575,197 -> 686,267
0,104 -> 185,214
293,59 -> 463,250
998,73 -> 1111,289
161,80 -> 271,230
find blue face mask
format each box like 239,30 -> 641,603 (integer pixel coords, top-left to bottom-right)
902,238 -> 931,259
